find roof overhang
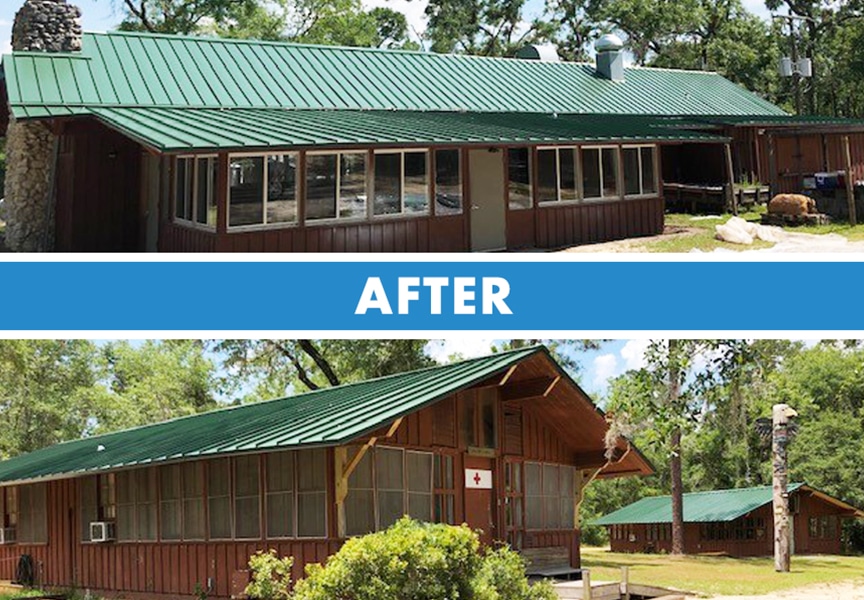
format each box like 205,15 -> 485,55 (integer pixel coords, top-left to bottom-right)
800,485 -> 864,519
9,106 -> 730,153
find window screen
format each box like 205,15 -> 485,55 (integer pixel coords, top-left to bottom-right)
433,454 -> 456,525
525,462 -> 543,530
18,484 -> 47,544
182,463 -> 205,540
297,449 -> 326,537
266,451 -> 295,538
406,451 -> 433,521
376,447 -> 405,529
136,468 -> 157,541
160,465 -> 182,541
345,447 -> 375,536
208,458 -> 232,539
117,471 -> 136,541
234,455 -> 261,539
80,477 -> 98,541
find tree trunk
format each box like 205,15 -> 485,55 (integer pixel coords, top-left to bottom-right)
669,339 -> 685,555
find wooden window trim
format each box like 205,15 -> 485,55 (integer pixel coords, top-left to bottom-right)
227,152 -> 301,232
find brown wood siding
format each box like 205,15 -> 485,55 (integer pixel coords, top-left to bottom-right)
533,198 -> 664,249
161,215 -> 466,253
54,119 -> 144,252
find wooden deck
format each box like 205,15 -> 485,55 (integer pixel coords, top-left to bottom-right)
550,568 -> 688,600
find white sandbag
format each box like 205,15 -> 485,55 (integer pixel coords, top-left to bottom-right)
726,216 -> 758,236
715,223 -> 753,245
753,225 -> 784,243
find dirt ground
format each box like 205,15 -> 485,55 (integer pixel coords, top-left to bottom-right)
560,224 -> 864,253
694,579 -> 864,599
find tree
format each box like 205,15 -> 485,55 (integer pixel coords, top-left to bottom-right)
423,0 -> 558,55
115,0 -> 284,36
0,340 -> 102,457
214,339 -> 434,400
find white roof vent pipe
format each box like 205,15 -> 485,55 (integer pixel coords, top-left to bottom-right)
595,34 -> 625,81
515,44 -> 560,62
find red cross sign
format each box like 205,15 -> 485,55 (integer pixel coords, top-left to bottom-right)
465,468 -> 492,489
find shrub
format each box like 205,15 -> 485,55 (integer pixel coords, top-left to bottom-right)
291,518 -> 554,600
245,550 -> 294,600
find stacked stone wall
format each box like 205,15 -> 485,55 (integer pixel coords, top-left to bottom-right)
3,0 -> 81,251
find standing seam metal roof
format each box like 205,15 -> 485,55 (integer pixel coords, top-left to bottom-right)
0,346 -> 553,485
2,31 -> 787,117
592,484 -> 807,525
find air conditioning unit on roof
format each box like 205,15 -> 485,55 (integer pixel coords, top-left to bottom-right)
90,521 -> 116,543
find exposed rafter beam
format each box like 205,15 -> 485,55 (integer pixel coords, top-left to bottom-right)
501,376 -> 558,402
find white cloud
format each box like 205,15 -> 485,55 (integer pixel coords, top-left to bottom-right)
620,339 -> 650,371
592,353 -> 618,389
1,40 -> 10,55
362,0 -> 429,38
425,339 -> 496,363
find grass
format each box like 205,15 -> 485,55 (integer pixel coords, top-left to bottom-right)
581,546 -> 864,596
641,206 -> 864,252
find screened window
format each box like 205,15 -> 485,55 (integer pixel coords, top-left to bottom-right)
2,487 -> 18,529
297,449 -> 327,537
175,156 -> 217,227
18,484 -> 47,544
229,154 -> 299,227
508,148 -> 532,209
582,147 -> 619,200
809,515 -> 838,539
524,462 -> 576,531
376,447 -> 405,529
182,463 -> 206,540
345,448 -> 375,536
537,148 -> 579,203
208,458 -> 232,539
434,149 -> 462,215
373,151 -> 429,216
306,152 -> 367,221
266,451 -> 294,538
234,455 -> 261,539
158,463 -> 204,541
406,451 -> 433,521
433,454 -> 456,525
115,468 -> 157,542
80,474 -> 116,542
459,388 -> 497,450
622,146 -> 657,197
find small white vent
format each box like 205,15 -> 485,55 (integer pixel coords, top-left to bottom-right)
0,527 -> 16,544
90,521 -> 116,543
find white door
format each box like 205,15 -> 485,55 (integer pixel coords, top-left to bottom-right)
468,149 -> 507,251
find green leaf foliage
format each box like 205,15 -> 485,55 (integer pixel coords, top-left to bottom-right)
291,518 -> 556,600
246,550 -> 294,600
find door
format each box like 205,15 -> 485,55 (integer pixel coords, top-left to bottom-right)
468,149 -> 507,251
464,455 -> 496,545
141,153 -> 161,252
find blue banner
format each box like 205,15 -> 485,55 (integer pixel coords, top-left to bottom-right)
0,260 -> 861,331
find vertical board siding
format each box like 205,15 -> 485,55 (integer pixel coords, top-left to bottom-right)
534,198 -> 664,250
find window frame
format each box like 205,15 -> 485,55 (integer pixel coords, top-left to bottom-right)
432,147 -> 464,217
523,461 -> 577,532
173,154 -> 218,231
227,151 -> 301,232
372,149 -> 431,219
621,144 -> 658,198
304,150 -> 370,226
580,145 -> 622,202
433,452 -> 457,525
18,483 -> 47,545
506,146 -> 534,210
536,145 -> 582,206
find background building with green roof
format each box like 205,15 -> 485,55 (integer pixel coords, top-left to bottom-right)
2,1 -> 864,252
594,484 -> 863,557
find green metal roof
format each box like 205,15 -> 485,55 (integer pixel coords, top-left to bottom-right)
0,346 -> 546,485
2,31 -> 786,118
79,107 -> 723,152
593,484 -> 805,525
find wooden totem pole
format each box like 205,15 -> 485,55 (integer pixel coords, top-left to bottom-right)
772,403 -> 797,573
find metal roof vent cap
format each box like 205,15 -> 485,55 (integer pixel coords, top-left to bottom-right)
594,34 -> 625,81
515,44 -> 560,62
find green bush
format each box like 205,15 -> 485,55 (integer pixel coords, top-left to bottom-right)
246,550 -> 294,600
291,518 -> 556,600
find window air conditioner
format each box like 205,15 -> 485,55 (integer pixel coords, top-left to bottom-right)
0,527 -> 15,544
90,521 -> 116,542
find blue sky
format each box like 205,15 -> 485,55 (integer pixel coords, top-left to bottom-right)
1,0 -> 775,55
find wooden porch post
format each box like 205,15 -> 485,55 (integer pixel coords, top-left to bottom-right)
843,136 -> 857,226
725,143 -> 737,215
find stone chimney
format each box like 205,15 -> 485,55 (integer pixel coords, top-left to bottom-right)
595,34 -> 625,82
3,0 -> 82,252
